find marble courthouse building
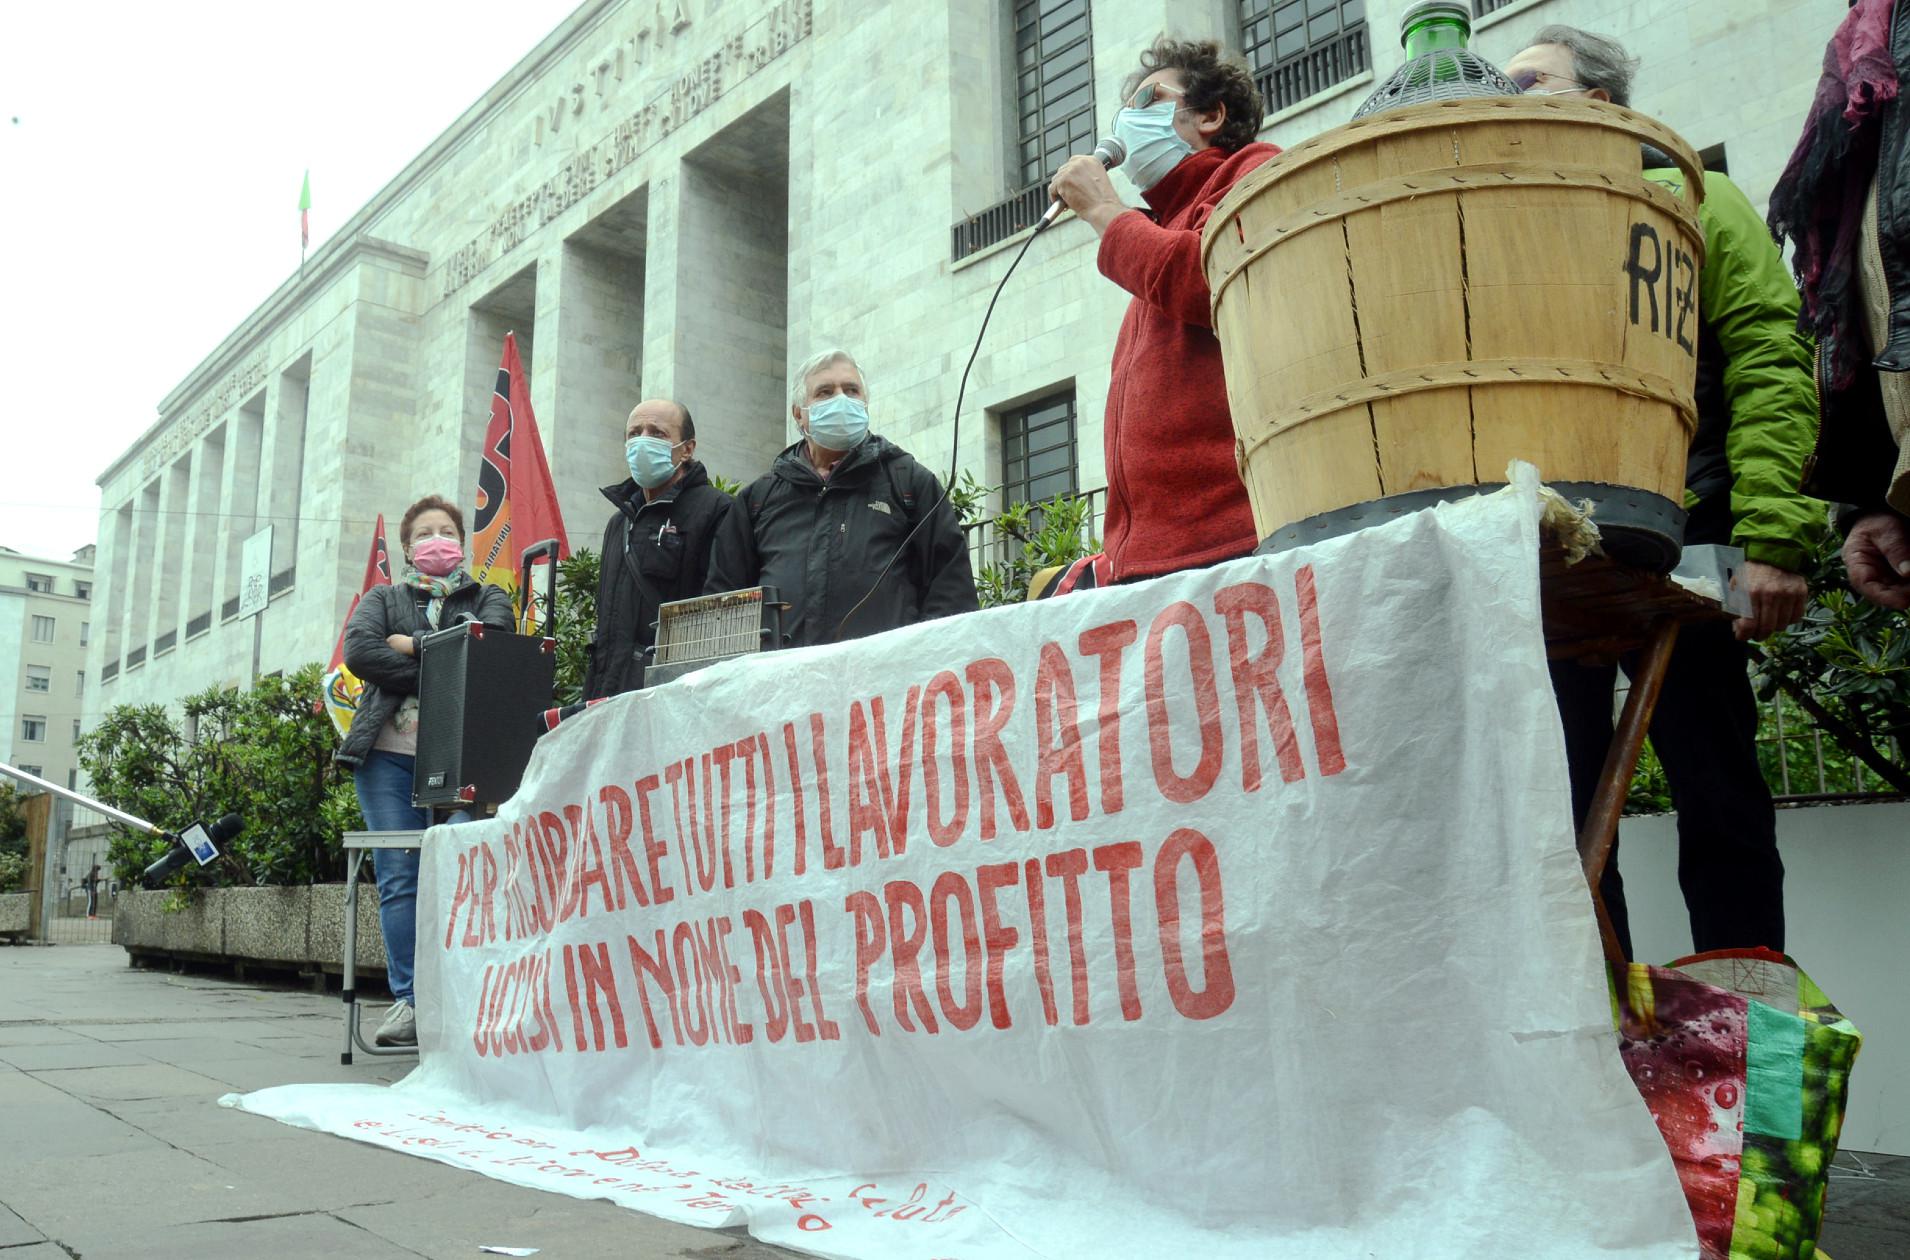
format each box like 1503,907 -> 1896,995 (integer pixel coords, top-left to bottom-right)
86,0 -> 1845,720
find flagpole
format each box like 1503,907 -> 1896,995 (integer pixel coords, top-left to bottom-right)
298,168 -> 312,283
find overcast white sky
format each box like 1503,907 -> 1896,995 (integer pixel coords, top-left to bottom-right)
0,1 -> 577,563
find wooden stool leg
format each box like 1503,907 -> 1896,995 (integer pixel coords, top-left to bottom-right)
1575,617 -> 1680,966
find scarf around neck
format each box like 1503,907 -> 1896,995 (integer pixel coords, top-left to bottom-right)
1768,0 -> 1899,388
402,567 -> 470,629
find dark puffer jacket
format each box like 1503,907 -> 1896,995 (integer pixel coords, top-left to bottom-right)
705,435 -> 978,647
334,577 -> 515,768
583,462 -> 735,699
1781,0 -> 1910,516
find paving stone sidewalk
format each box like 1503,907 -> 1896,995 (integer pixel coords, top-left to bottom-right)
2,943 -> 1904,1259
0,943 -> 791,1259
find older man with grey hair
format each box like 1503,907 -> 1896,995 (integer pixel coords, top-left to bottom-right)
705,348 -> 977,646
1507,27 -> 1820,962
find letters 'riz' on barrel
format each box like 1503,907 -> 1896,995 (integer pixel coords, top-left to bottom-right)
1200,96 -> 1709,547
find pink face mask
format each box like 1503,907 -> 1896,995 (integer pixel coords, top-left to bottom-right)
410,536 -> 464,577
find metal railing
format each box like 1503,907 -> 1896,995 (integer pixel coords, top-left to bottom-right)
952,183 -> 1050,261
1622,672 -> 1909,808
964,485 -> 1107,575
1762,691 -> 1906,802
1474,0 -> 1522,15
1255,24 -> 1371,115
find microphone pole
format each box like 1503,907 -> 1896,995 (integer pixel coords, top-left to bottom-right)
0,761 -> 165,836
1037,135 -> 1128,230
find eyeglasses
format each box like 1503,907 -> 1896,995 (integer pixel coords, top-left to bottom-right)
1511,68 -> 1591,95
1126,81 -> 1188,110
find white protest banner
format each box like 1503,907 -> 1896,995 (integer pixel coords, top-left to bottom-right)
226,475 -> 1699,1258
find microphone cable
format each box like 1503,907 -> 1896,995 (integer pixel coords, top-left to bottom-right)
831,214 -> 1056,641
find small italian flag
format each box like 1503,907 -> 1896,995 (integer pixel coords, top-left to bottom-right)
299,169 -> 311,251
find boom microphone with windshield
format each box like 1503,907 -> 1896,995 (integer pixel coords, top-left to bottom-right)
0,761 -> 245,890
139,813 -> 245,888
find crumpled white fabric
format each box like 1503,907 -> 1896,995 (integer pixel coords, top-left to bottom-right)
226,468 -> 1697,1259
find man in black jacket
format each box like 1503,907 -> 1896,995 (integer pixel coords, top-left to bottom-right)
706,349 -> 978,646
583,399 -> 736,698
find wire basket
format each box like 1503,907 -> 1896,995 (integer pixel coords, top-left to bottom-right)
1352,48 -> 1521,120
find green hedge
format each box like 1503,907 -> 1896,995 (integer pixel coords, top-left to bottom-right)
80,663 -> 363,887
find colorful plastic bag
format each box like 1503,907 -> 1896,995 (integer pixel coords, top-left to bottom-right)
1613,949 -> 1861,1259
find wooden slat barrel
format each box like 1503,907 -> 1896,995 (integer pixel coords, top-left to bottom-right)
1202,97 -> 1708,568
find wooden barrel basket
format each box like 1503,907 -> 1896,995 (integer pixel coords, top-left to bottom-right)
1202,97 -> 1708,570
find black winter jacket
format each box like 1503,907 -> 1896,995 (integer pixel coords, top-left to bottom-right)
1789,0 -> 1910,512
583,462 -> 735,699
705,435 -> 978,647
334,577 -> 515,768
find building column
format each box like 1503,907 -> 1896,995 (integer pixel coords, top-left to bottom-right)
546,240 -> 645,533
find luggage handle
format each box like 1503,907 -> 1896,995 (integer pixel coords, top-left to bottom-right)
518,538 -> 561,634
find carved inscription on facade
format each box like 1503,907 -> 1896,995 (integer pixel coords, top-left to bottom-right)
140,357 -> 268,480
439,0 -> 812,300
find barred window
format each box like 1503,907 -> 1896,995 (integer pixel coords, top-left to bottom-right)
1013,0 -> 1096,191
1002,391 -> 1080,507
1239,0 -> 1370,114
957,1 -> 1097,260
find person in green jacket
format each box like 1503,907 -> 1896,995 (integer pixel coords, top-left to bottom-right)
1508,28 -> 1820,960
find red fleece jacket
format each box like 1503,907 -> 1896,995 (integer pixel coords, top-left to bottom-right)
1097,141 -> 1280,581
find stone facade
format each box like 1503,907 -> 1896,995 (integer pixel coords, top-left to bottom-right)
85,0 -> 1846,721
0,545 -> 94,790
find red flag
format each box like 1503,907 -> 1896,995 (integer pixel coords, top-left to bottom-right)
327,514 -> 392,670
470,332 -> 569,630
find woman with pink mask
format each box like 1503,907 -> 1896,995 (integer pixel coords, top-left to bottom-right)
335,494 -> 513,1046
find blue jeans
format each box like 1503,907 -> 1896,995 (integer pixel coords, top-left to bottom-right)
352,750 -> 467,1004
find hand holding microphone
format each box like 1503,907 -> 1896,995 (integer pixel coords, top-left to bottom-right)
1041,135 -> 1128,232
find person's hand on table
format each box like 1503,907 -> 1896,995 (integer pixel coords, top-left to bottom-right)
1731,560 -> 1809,641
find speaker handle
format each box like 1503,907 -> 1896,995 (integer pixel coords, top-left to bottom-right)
518,538 -> 561,633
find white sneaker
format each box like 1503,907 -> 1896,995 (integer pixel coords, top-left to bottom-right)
373,1000 -> 417,1047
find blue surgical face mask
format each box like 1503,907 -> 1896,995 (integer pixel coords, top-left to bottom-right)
1113,101 -> 1194,191
805,393 -> 870,451
626,435 -> 683,490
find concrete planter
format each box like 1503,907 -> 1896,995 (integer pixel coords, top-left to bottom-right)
307,883 -> 388,972
115,884 -> 387,976
223,884 -> 311,964
0,892 -> 28,936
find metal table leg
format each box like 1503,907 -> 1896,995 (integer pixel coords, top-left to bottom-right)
341,830 -> 424,1063
1575,617 -> 1681,968
342,844 -> 361,1064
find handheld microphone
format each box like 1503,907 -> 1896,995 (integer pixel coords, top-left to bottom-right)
141,813 -> 245,888
1038,135 -> 1128,229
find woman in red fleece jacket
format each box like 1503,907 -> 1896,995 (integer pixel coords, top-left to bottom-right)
1050,38 -> 1280,583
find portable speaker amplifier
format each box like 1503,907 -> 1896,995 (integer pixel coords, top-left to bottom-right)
413,621 -> 556,808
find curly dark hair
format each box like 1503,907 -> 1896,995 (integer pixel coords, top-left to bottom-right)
1122,38 -> 1264,153
399,494 -> 465,546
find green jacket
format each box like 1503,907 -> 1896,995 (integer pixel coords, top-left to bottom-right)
1645,167 -> 1820,572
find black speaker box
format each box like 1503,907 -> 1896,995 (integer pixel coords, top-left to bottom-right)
412,621 -> 556,808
